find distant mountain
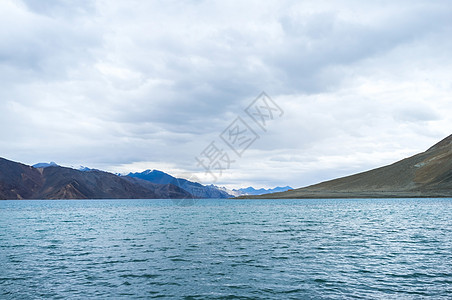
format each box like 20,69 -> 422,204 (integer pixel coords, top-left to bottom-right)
33,162 -> 98,172
215,185 -> 293,196
32,162 -> 58,168
244,134 -> 452,199
233,186 -> 293,196
0,158 -> 191,200
126,170 -> 233,198
78,166 -> 95,172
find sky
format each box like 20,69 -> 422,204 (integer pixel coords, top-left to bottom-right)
1,0 -> 451,189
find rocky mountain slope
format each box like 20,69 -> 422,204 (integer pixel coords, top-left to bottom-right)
0,158 -> 191,200
245,134 -> 452,199
126,170 -> 233,198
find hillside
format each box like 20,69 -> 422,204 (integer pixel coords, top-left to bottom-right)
0,158 -> 191,200
244,134 -> 452,199
126,170 -> 232,198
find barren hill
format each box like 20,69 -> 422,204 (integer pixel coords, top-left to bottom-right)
0,158 -> 191,200
246,134 -> 452,199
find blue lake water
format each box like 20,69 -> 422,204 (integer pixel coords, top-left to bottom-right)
1,198 -> 451,299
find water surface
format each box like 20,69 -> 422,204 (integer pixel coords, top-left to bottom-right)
1,198 -> 451,299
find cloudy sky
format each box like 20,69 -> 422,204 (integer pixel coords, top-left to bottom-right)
1,0 -> 451,189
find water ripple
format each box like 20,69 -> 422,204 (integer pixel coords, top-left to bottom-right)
0,198 -> 451,299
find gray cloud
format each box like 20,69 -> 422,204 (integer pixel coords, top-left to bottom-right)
1,0 -> 451,188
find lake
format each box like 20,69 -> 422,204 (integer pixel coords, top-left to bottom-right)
1,198 -> 451,299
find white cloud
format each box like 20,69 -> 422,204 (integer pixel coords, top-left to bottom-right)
1,0 -> 451,188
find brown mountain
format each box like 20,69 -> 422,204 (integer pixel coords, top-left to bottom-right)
0,157 -> 191,200
246,134 -> 452,199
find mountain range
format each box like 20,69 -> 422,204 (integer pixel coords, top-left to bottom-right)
0,159 -> 288,200
244,133 -> 452,199
215,185 -> 293,197
2,133 -> 450,200
232,186 -> 293,196
126,170 -> 232,198
126,170 -> 293,198
0,158 -> 190,200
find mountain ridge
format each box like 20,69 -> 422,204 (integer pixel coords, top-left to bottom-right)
0,158 -> 191,200
218,185 -> 293,196
125,170 -> 292,197
126,170 -> 233,198
241,134 -> 452,199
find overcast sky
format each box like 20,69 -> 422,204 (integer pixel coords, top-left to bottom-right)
1,0 -> 451,189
